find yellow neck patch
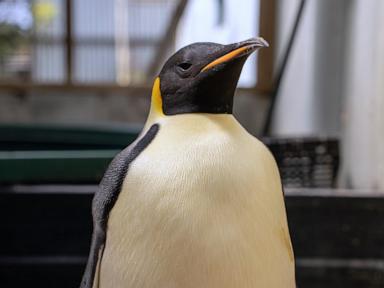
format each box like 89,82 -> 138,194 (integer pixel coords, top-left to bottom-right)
151,77 -> 164,115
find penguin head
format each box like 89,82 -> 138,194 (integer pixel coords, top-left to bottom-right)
156,37 -> 268,115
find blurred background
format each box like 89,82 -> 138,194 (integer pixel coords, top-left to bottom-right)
0,0 -> 383,287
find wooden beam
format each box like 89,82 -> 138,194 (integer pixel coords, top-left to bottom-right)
65,0 -> 73,84
0,82 -> 267,96
31,37 -> 159,47
148,0 -> 188,77
0,82 -> 151,94
257,0 -> 276,94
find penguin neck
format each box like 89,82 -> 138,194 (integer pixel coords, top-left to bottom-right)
143,77 -> 241,133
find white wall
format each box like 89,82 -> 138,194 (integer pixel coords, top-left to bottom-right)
339,0 -> 384,190
271,0 -> 347,137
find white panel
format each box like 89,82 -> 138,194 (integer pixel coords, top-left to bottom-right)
32,43 -> 65,82
73,0 -> 115,38
74,45 -> 116,83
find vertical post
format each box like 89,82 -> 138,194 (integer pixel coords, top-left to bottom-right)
65,0 -> 73,84
114,0 -> 131,85
257,0 -> 276,94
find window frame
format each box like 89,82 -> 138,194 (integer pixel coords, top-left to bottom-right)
0,0 -> 276,96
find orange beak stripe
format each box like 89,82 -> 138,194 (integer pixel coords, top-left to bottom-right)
201,46 -> 249,72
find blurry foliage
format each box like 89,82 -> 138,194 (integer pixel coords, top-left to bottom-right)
0,23 -> 29,60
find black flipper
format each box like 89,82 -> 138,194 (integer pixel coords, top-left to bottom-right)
80,124 -> 160,288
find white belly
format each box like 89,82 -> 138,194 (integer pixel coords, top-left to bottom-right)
99,114 -> 295,288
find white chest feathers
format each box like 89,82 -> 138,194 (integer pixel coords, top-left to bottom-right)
98,114 -> 295,288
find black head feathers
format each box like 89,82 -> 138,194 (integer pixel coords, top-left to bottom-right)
158,37 -> 268,115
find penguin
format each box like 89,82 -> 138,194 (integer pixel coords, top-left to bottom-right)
80,37 -> 296,288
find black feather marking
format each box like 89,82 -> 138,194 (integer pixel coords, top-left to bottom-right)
80,123 -> 160,288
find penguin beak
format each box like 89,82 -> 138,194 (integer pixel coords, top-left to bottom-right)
200,37 -> 269,73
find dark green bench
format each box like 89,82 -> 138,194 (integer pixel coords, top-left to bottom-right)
0,124 -> 139,183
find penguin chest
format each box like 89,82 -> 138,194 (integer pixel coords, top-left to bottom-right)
99,115 -> 295,288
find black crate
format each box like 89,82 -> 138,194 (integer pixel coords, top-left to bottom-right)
263,137 -> 339,188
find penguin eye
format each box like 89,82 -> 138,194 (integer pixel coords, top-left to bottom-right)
177,62 -> 192,70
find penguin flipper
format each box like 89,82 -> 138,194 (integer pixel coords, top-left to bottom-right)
80,227 -> 105,288
80,124 -> 160,288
